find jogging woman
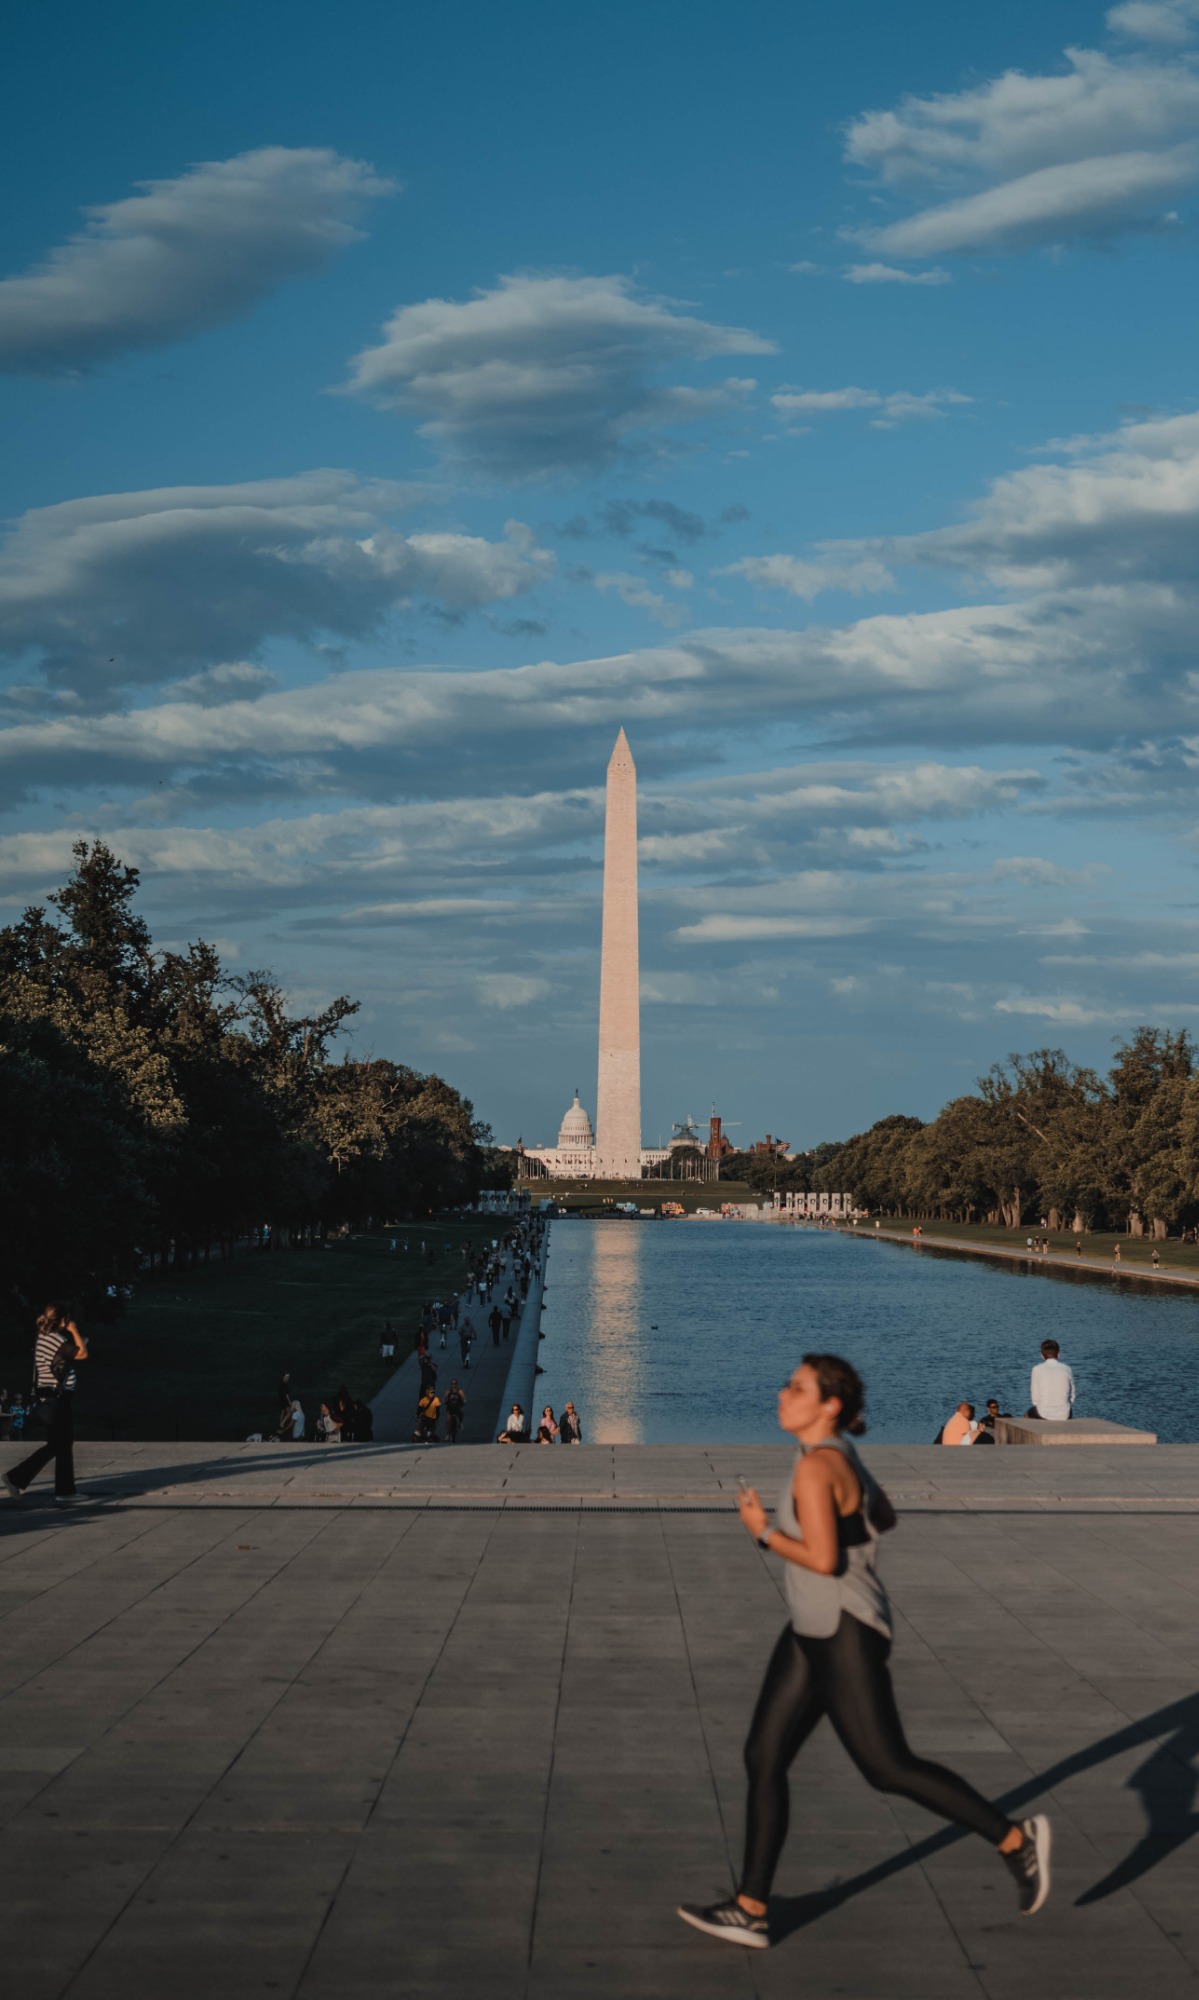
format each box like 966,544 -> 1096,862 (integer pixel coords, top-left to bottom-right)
678,1353 -> 1050,1949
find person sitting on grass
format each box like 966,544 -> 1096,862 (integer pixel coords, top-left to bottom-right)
497,1403 -> 528,1443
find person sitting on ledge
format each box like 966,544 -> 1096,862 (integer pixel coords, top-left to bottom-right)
497,1403 -> 528,1443
1029,1339 -> 1075,1421
974,1397 -> 1010,1444
537,1405 -> 559,1444
939,1401 -> 979,1446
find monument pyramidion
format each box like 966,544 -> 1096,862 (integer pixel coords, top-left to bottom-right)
594,727 -> 642,1179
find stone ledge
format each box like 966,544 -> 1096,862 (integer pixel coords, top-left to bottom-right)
994,1415 -> 1158,1445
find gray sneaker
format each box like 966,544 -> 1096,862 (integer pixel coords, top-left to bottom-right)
677,1897 -> 769,1949
1003,1815 -> 1052,1915
3,1472 -> 25,1504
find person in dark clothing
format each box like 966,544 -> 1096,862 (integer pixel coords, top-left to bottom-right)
419,1353 -> 439,1395
488,1304 -> 503,1346
348,1399 -> 374,1443
444,1380 -> 466,1443
4,1302 -> 89,1507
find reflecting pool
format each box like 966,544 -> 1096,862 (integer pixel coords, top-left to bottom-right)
536,1218 -> 1199,1444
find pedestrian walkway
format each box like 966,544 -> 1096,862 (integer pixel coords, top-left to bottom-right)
371,1233 -> 546,1445
4,1445 -> 1199,1996
868,1225 -> 1199,1290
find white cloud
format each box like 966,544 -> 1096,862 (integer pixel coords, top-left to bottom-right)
992,855 -> 1111,887
593,571 -> 687,626
843,262 -> 952,284
1108,3 -> 1199,45
878,407 -> 1199,590
0,475 -> 551,693
673,915 -> 873,942
0,148 -> 392,373
773,386 -> 882,412
846,46 -> 1199,255
478,974 -> 550,1008
722,553 -> 896,600
165,661 -> 279,706
994,994 -> 1125,1024
868,147 -> 1196,258
771,385 -> 970,425
344,273 -> 774,477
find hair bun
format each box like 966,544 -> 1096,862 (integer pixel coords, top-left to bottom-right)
847,1415 -> 868,1436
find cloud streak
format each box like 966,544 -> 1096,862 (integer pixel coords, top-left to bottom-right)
344,273 -> 774,477
0,474 -> 551,695
0,148 -> 392,373
846,45 -> 1199,255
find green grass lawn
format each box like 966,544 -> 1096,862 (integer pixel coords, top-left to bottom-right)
0,1219 -> 504,1443
873,1218 -> 1199,1275
524,1179 -> 756,1213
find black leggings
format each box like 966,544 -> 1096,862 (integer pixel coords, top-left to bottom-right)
9,1392 -> 75,1497
741,1618 -> 1011,1901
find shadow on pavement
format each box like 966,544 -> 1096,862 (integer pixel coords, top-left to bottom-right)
771,1689 -> 1199,1939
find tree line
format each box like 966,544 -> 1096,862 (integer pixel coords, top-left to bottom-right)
722,1034 -> 1199,1239
0,842 -> 496,1308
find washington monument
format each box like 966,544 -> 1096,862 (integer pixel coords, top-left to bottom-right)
594,727 -> 642,1178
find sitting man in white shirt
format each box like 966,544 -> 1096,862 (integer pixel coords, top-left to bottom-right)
1029,1339 -> 1075,1421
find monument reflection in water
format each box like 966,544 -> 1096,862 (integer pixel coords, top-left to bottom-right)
568,1224 -> 644,1443
539,1216 -> 1199,1445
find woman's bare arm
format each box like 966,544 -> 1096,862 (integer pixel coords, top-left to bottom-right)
737,1455 -> 845,1574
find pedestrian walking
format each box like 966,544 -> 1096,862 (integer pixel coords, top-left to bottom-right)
489,1304 -> 503,1346
4,1302 -> 89,1508
445,1380 -> 466,1443
677,1353 -> 1051,1950
415,1386 -> 441,1442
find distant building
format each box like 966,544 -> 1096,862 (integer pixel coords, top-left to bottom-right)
517,1091 -> 668,1180
750,1134 -> 790,1157
707,1114 -> 733,1162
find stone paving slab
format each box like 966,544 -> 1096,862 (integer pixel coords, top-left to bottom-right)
3,1449 -> 1199,1996
8,1440 -> 1199,1513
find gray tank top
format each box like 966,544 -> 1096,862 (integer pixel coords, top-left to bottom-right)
774,1433 -> 892,1641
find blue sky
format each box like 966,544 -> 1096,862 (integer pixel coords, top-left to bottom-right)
3,0 -> 1199,1150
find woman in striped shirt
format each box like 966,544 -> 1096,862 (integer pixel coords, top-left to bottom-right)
3,1302 -> 88,1507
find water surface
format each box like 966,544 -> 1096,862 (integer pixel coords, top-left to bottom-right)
537,1219 -> 1199,1444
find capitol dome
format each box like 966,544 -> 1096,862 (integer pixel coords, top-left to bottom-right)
557,1091 -> 595,1149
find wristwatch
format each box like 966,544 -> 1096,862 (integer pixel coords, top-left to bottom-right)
757,1529 -> 773,1549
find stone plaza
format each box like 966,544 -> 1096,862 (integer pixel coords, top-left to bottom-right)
4,1438 -> 1199,1998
